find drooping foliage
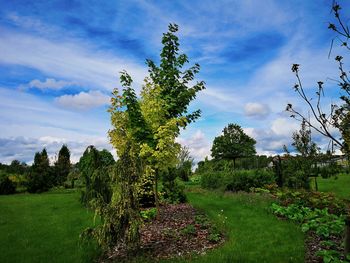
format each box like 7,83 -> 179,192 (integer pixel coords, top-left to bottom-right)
83,145 -> 142,251
79,146 -> 114,206
211,123 -> 256,168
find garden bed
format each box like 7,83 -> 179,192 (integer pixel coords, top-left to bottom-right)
104,203 -> 224,262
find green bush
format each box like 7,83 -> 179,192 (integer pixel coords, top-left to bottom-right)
200,171 -> 227,189
161,169 -> 187,204
0,172 -> 16,195
201,169 -> 275,192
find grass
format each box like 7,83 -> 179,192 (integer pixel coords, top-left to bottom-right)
0,189 -> 99,263
0,187 -> 305,263
314,173 -> 350,199
135,187 -> 304,263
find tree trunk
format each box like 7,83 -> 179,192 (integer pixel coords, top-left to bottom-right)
314,177 -> 318,191
345,216 -> 350,255
275,156 -> 283,187
154,168 -> 160,220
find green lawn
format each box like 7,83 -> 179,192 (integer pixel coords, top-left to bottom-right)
0,189 -> 99,263
315,173 -> 350,199
0,188 -> 305,263
172,189 -> 305,263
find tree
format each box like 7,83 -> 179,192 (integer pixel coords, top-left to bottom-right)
91,23 -> 205,252
139,23 -> 205,209
27,148 -> 51,193
211,123 -> 256,168
292,120 -> 319,158
176,146 -> 194,181
286,2 -> 350,254
54,144 -> 71,186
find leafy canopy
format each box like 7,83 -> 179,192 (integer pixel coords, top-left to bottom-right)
211,123 -> 256,164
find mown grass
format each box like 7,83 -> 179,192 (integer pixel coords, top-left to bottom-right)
0,187 -> 305,263
0,189 -> 99,263
315,173 -> 350,199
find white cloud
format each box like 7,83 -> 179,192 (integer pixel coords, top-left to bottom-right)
244,102 -> 270,118
271,117 -> 299,137
177,130 -> 211,162
22,78 -> 78,91
0,28 -> 147,91
55,90 -> 110,110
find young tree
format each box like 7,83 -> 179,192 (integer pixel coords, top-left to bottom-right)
211,123 -> 256,168
96,23 -> 205,251
286,3 -> 349,160
54,144 -> 71,185
286,2 -> 350,253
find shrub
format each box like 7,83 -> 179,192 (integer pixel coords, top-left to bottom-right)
161,169 -> 187,204
0,174 -> 16,195
201,169 -> 275,192
162,177 -> 187,204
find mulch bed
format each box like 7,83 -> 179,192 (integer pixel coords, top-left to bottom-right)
305,231 -> 344,263
104,203 -> 224,262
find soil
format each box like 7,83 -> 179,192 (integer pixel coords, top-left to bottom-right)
104,203 -> 224,262
305,231 -> 344,263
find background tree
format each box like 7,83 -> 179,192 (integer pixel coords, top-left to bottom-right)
54,144 -> 71,186
211,123 -> 256,168
292,120 -> 319,158
176,146 -> 194,181
26,148 -> 51,193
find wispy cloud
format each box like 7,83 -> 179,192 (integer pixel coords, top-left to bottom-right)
55,90 -> 110,110
20,78 -> 78,91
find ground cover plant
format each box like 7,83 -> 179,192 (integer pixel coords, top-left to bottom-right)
0,189 -> 100,263
270,187 -> 350,262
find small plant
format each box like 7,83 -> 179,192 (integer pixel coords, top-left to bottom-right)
195,214 -> 211,229
181,224 -> 196,236
208,233 -> 221,243
316,249 -> 342,263
140,207 -> 157,221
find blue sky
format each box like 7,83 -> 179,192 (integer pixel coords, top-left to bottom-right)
0,0 -> 349,164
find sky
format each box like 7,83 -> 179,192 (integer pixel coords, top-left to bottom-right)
0,0 -> 349,164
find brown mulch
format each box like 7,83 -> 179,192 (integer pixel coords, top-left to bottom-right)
305,231 -> 344,262
104,203 -> 224,262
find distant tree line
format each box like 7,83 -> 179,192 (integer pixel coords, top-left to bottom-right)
0,144 -> 116,195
